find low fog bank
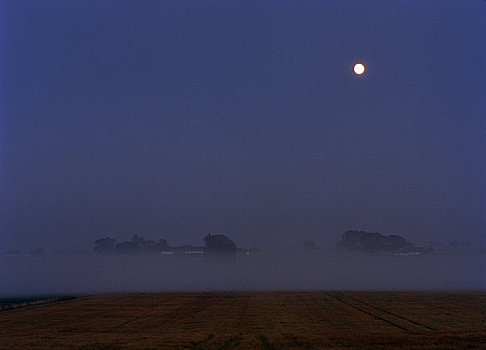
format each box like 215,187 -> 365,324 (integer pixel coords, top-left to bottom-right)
1,250 -> 484,297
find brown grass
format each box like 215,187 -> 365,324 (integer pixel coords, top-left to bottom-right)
0,292 -> 485,349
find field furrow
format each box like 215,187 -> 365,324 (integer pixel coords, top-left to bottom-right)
0,292 -> 484,350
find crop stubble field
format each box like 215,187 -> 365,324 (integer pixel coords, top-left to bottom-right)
0,292 -> 485,349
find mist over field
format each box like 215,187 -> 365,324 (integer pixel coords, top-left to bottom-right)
1,250 -> 484,297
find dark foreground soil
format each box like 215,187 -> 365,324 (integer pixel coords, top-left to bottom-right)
0,292 -> 485,349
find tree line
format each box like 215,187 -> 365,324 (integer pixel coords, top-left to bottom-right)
93,233 -> 237,255
94,230 -> 427,256
336,230 -> 426,254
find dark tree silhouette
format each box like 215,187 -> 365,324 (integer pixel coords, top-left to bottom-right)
386,235 -> 407,250
341,231 -> 409,253
159,239 -> 171,250
142,240 -> 161,254
112,235 -> 175,254
114,241 -> 138,254
131,234 -> 145,245
93,237 -> 116,254
204,234 -> 237,254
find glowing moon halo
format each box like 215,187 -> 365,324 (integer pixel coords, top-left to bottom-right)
353,63 -> 365,75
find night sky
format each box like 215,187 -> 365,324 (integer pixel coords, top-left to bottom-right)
1,1 -> 485,251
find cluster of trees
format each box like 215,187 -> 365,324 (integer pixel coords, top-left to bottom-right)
113,235 -> 171,254
93,235 -> 167,255
94,230 -> 430,256
203,234 -> 237,254
93,234 -> 238,255
337,230 -> 425,253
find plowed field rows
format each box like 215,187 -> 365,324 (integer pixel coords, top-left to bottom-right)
0,292 -> 485,349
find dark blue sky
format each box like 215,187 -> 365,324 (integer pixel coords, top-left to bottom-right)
1,0 -> 485,251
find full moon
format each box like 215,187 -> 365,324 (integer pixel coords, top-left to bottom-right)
353,63 -> 365,75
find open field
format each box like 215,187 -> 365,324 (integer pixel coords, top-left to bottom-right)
0,292 -> 485,349
0,296 -> 77,312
